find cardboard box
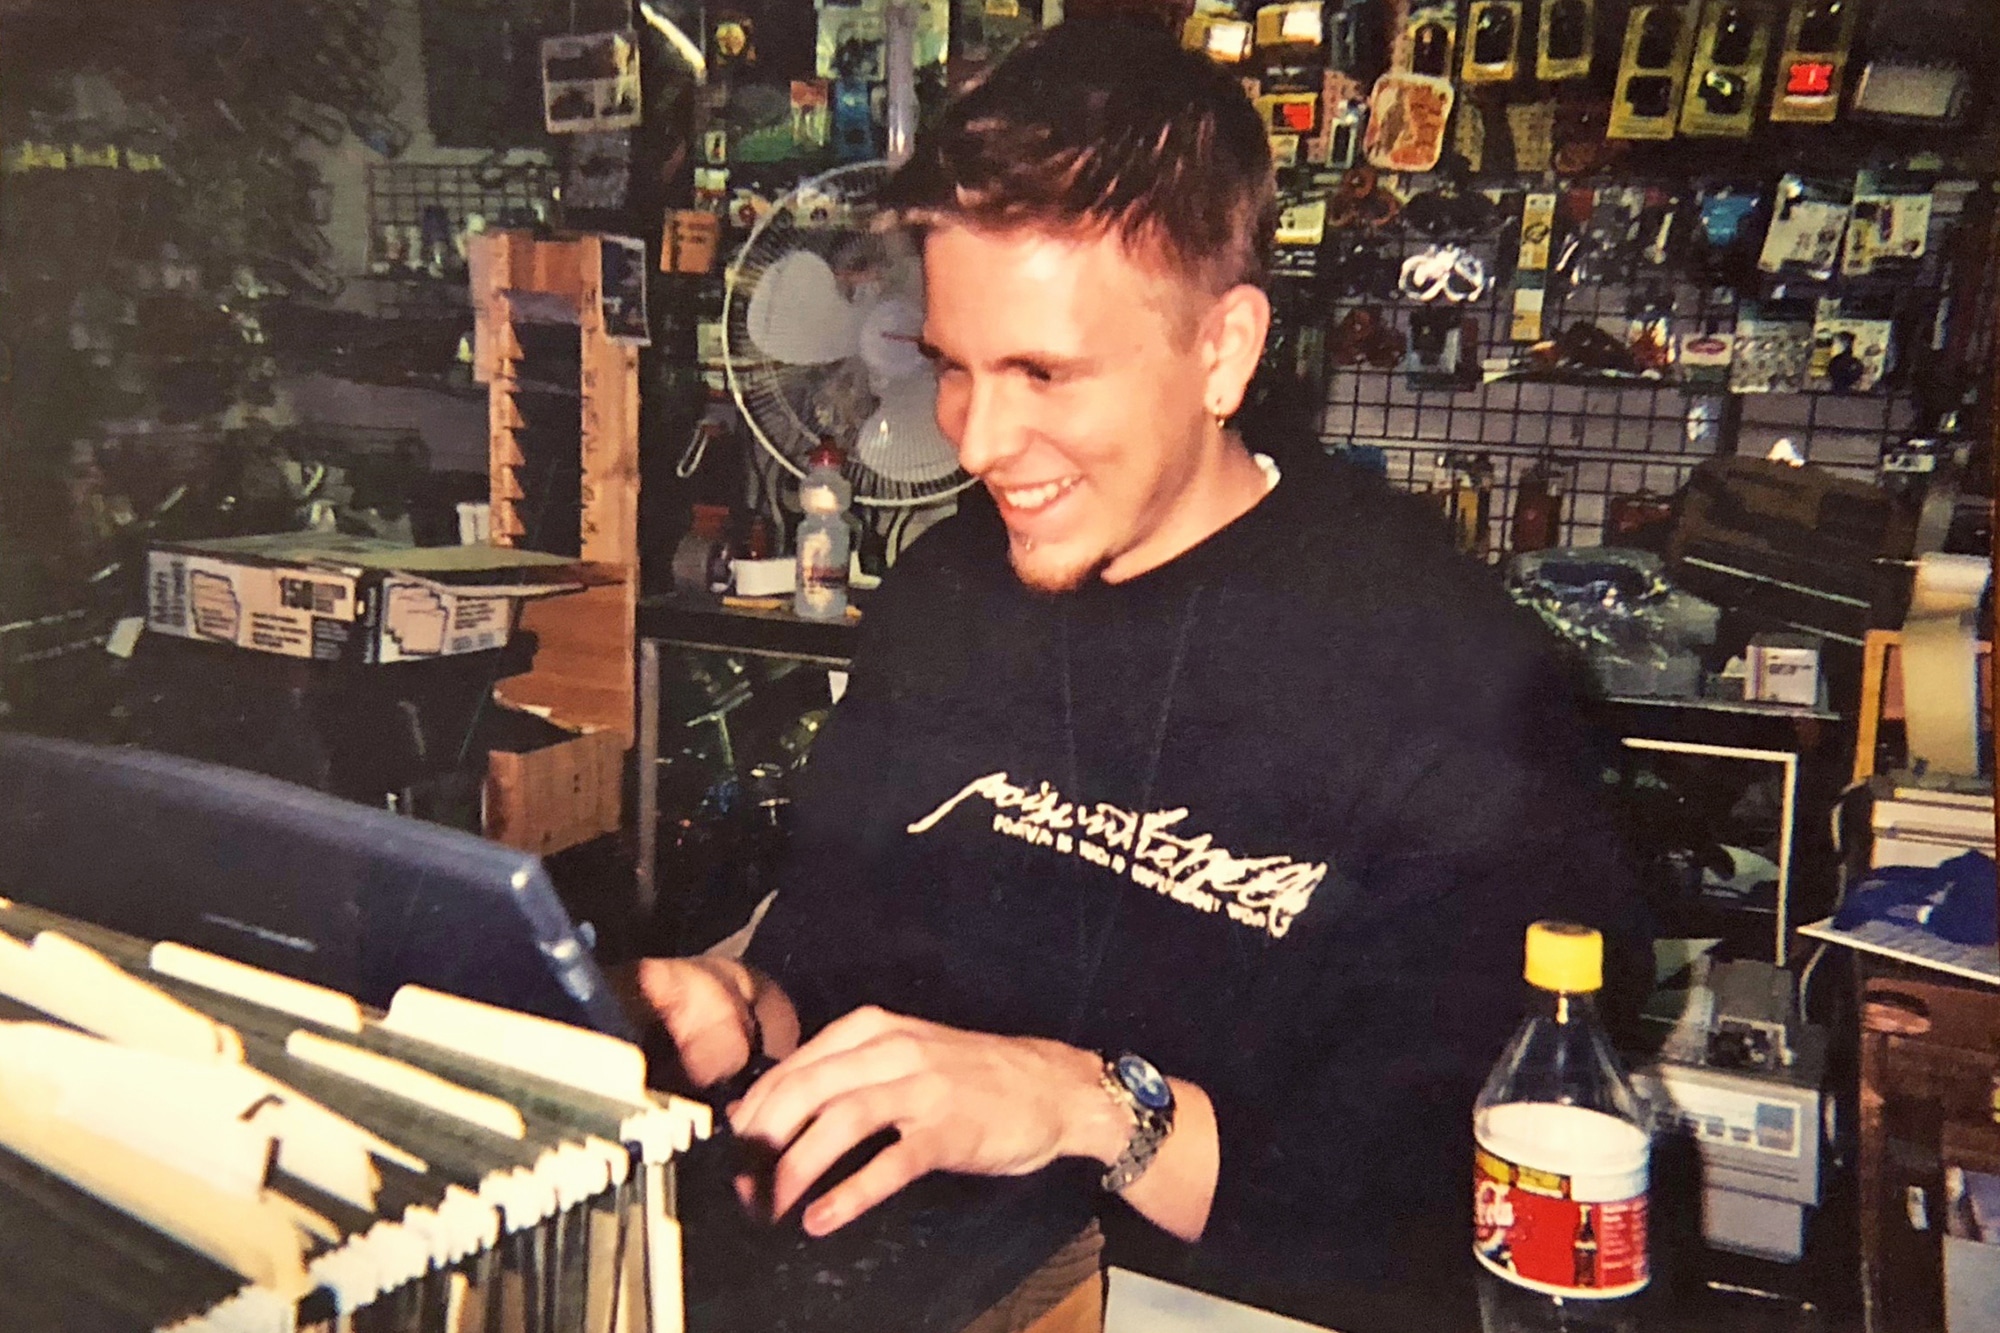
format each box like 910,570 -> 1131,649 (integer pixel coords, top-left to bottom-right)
146,534 -> 588,665
1747,632 -> 1822,706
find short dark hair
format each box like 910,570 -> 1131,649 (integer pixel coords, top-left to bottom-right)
884,19 -> 1277,295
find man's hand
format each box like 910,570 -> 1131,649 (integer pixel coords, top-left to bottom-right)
636,956 -> 800,1088
727,1006 -> 1124,1237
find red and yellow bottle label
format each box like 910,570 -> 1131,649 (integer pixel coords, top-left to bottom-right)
1473,1142 -> 1648,1298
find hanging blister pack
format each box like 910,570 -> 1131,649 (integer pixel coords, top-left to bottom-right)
1536,0 -> 1595,78
1768,0 -> 1860,123
1461,0 -> 1524,82
1810,298 -> 1894,393
1510,191 -> 1557,342
1607,2 -> 1699,139
1757,173 -> 1849,279
1365,0 -> 1458,171
1842,171 -> 1935,277
1677,0 -> 1774,137
1730,301 -> 1816,393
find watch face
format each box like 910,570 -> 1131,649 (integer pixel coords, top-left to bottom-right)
1116,1054 -> 1173,1112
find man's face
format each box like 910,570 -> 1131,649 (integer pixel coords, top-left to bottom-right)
919,222 -> 1229,592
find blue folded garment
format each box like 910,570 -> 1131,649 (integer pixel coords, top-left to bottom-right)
1833,851 -> 1999,947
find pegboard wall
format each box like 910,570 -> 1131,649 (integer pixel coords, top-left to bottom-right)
1308,171 -> 1975,559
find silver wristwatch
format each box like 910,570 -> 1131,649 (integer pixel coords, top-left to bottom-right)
1099,1052 -> 1175,1193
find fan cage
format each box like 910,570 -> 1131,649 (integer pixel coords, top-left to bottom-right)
723,161 -> 975,509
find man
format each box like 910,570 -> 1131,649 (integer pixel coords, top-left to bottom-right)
644,19 -> 1647,1331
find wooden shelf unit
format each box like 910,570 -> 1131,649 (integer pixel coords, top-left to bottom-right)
469,229 -> 639,855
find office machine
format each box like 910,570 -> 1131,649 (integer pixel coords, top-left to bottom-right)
1635,957 -> 1830,1262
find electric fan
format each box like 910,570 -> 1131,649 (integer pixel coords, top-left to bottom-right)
722,161 -> 972,508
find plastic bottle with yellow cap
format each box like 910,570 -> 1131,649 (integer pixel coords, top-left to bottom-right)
1474,922 -> 1651,1330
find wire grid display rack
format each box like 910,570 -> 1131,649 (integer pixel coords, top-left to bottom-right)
1310,174 -> 1955,560
364,159 -> 558,283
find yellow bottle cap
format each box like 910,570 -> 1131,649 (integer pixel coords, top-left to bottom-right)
1523,920 -> 1603,993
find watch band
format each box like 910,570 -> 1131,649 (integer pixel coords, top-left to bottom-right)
1098,1053 -> 1175,1193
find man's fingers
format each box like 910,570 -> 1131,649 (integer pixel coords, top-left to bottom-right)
678,1017 -> 752,1088
734,1028 -> 928,1150
639,958 -> 756,1087
800,1138 -> 929,1238
765,1080 -> 913,1220
733,1008 -> 909,1133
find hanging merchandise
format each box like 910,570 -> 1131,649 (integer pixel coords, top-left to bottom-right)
1850,0 -> 1975,124
711,9 -> 760,75
1364,73 -> 1455,170
1730,302 -> 1815,393
1509,191 -> 1556,343
1461,0 -> 1523,81
563,131 -> 632,211
1327,232 -> 1403,298
832,77 -> 878,160
1474,922 -> 1651,1314
1325,165 -> 1402,230
822,2 -> 884,76
1400,244 -> 1492,303
1401,181 -> 1504,238
1505,100 -> 1557,172
1535,0 -> 1594,78
663,209 -> 723,274
1306,71 -> 1370,166
1509,458 -> 1569,554
695,165 -> 732,210
1842,173 -> 1934,276
1399,1 -> 1460,76
1677,0 -> 1774,137
1185,4 -> 1256,62
541,30 -> 643,134
1428,451 -> 1496,556
1768,0 -> 1859,123
1627,287 -> 1677,373
1255,0 -> 1327,58
1329,0 -> 1391,80
1606,2 -> 1698,140
1680,320 -> 1734,383
598,236 -> 651,345
791,79 -> 833,152
1329,305 -> 1407,367
1810,300 -> 1893,393
1691,183 -> 1764,285
1272,189 -> 1330,278
954,0 -> 1051,74
1452,100 -> 1487,171
1404,310 -> 1481,387
1555,186 -> 1650,290
1757,174 -> 1849,279
1259,67 -> 1324,171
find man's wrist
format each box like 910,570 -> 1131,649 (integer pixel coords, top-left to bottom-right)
1054,1042 -> 1132,1167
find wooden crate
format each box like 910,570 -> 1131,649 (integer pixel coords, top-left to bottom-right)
483,725 -> 624,857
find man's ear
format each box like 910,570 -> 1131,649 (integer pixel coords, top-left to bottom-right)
1201,283 -> 1273,420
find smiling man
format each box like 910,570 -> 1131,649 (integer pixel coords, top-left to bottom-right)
642,19 -> 1646,1333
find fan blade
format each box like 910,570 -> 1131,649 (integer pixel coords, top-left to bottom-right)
856,373 -> 961,486
745,251 -> 861,366
857,291 -> 929,387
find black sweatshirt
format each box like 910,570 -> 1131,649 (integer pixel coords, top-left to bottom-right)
735,445 -> 1651,1331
